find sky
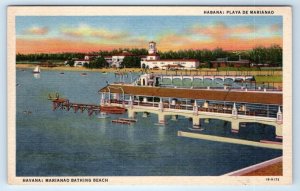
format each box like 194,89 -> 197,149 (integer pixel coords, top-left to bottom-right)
16,16 -> 282,54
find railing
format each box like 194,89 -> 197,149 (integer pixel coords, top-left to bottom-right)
158,85 -> 282,92
109,99 -> 278,118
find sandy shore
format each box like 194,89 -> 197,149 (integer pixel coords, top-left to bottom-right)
16,64 -> 283,77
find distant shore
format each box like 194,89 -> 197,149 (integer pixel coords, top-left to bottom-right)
16,64 -> 282,82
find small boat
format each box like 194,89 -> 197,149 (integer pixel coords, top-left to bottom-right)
97,112 -> 110,119
60,72 -> 64,75
81,73 -> 87,76
112,119 -> 131,125
189,127 -> 205,131
100,106 -> 126,114
102,72 -> 108,74
119,118 -> 137,122
32,66 -> 40,74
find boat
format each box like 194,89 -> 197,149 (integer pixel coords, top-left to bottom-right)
97,112 -> 110,119
60,72 -> 64,75
112,119 -> 131,125
188,127 -> 205,131
102,72 -> 108,74
100,106 -> 126,114
118,118 -> 137,122
81,73 -> 87,76
32,66 -> 40,74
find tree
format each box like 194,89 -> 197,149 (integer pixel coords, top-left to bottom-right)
66,60 -> 75,67
121,56 -> 141,68
85,57 -> 108,68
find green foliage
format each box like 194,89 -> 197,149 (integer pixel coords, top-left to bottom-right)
121,56 -> 141,68
217,67 -> 261,71
16,45 -> 283,67
248,45 -> 282,66
84,57 -> 108,69
65,60 -> 75,67
16,52 -> 85,62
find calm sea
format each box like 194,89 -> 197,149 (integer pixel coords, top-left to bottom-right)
16,69 -> 282,176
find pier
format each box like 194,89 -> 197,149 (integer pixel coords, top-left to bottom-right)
99,84 -> 283,139
51,98 -> 126,116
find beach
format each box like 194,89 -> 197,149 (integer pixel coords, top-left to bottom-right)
16,64 -> 283,79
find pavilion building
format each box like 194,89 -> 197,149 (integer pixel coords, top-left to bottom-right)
141,41 -> 200,70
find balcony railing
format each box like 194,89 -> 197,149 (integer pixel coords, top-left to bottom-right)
108,99 -> 279,118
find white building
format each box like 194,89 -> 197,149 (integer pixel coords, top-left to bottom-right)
74,59 -> 89,67
104,56 -> 113,66
141,41 -> 199,70
111,51 -> 134,68
73,54 -> 100,67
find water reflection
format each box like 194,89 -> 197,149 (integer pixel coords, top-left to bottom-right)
33,73 -> 40,79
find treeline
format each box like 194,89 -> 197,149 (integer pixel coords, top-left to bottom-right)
16,45 -> 282,67
158,45 -> 282,67
16,52 -> 85,62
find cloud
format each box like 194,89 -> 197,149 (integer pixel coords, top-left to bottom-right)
269,23 -> 282,32
151,21 -> 282,51
24,26 -> 49,35
188,22 -> 255,40
16,22 -> 283,53
61,24 -> 129,40
16,37 -> 148,54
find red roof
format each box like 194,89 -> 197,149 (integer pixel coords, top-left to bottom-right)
147,53 -> 160,56
100,85 -> 282,105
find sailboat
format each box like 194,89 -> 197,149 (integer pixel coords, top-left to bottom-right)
32,66 -> 41,74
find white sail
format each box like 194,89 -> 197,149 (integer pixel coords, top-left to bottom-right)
33,66 -> 40,73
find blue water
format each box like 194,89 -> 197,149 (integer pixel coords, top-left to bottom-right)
16,69 -> 282,176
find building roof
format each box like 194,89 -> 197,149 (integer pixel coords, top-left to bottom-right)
99,85 -> 282,105
147,53 -> 160,56
144,59 -> 199,62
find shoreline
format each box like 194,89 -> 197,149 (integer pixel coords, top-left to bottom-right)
16,64 -> 283,83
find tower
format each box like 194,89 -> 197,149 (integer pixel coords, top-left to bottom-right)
148,41 -> 157,54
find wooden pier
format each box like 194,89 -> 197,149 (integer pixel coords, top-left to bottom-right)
51,98 -> 126,116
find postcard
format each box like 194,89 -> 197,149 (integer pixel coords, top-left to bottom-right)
7,6 -> 292,185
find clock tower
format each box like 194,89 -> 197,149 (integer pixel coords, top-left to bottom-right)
148,41 -> 157,54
